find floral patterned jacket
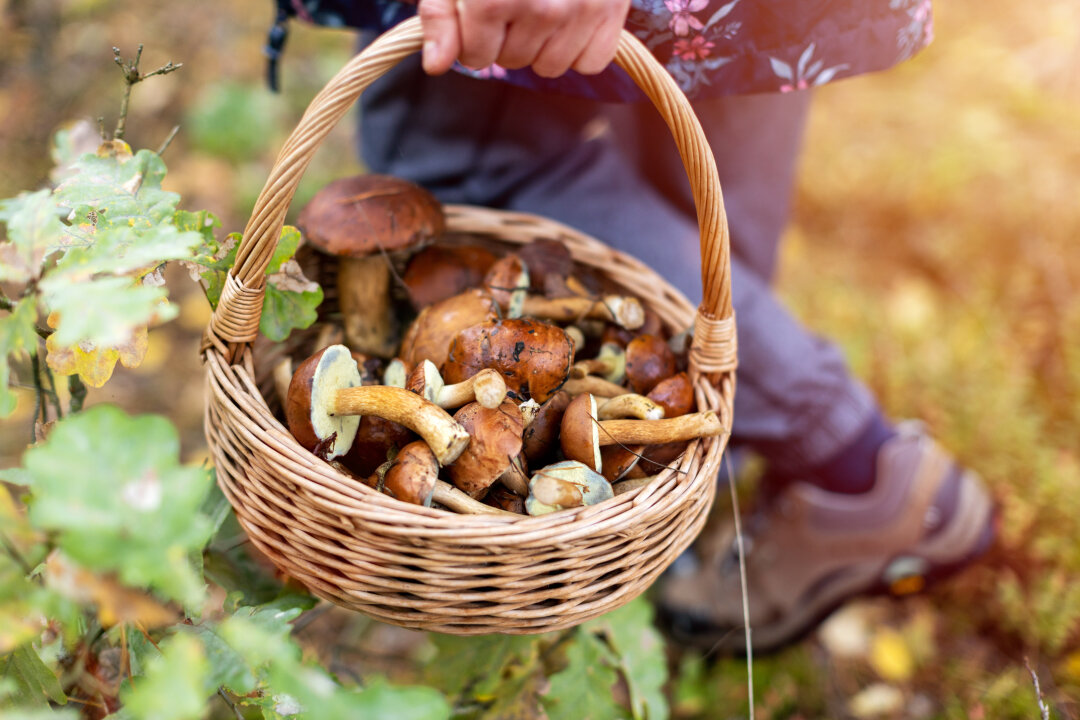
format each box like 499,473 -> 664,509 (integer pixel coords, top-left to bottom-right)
271,0 -> 933,100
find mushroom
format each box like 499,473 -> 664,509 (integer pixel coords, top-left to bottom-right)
600,308 -> 666,348
516,238 -> 574,296
483,254 -> 530,318
402,244 -> 497,308
596,394 -> 664,421
341,414 -> 415,477
624,334 -> 677,395
443,318 -> 574,403
297,175 -> 445,357
498,451 -> 530,497
521,390 -> 571,466
561,376 -> 630,398
447,400 -> 524,499
570,342 -> 626,384
525,460 -> 614,516
382,358 -> 411,388
646,372 -> 695,418
285,345 -> 469,465
484,484 -> 527,514
559,393 -> 724,472
431,480 -> 517,516
599,445 -> 643,483
382,441 -> 438,506
519,293 -> 645,330
398,288 -> 498,368
564,326 -> 586,354
406,360 -> 507,409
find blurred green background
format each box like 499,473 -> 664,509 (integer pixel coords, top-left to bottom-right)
1,0 -> 1079,717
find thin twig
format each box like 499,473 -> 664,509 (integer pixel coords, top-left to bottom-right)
68,375 -> 87,413
41,360 -> 62,420
156,125 -> 180,156
111,44 -> 183,141
1025,657 -> 1051,720
29,353 -> 43,442
725,451 -> 754,719
218,687 -> 245,720
0,531 -> 33,575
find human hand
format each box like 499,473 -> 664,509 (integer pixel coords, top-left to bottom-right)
417,0 -> 631,78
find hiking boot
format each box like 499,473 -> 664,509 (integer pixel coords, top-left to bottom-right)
657,422 -> 996,654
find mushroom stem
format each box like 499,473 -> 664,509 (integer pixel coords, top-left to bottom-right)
613,475 -> 660,496
562,376 -> 630,398
332,386 -> 470,465
338,257 -> 397,358
596,394 -> 664,420
596,411 -> 724,446
432,480 -> 518,516
438,369 -> 507,409
520,294 -> 645,329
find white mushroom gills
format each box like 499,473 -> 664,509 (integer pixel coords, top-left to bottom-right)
309,345 -> 363,460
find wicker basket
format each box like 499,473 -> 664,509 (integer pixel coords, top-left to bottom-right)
202,17 -> 738,635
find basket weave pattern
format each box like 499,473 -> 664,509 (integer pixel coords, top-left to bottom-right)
203,18 -> 737,634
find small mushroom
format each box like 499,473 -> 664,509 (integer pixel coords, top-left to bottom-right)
570,342 -> 626,384
624,334 -> 677,395
599,445 -> 643,483
406,360 -> 507,409
341,414 -> 415,477
431,480 -> 518,515
596,394 -> 664,421
519,293 -> 645,330
484,254 -> 530,318
646,372 -> 695,418
382,358 -> 411,388
402,244 -> 497,308
484,484 -> 527,514
447,400 -> 524,499
521,390 -> 572,466
564,326 -> 586,354
444,318 -> 573,403
600,308 -> 666,348
525,460 -> 614,516
398,288 -> 498,369
561,376 -> 630,398
560,393 -> 724,472
382,441 -> 438,506
516,238 -> 574,296
297,175 -> 445,357
286,345 -> 469,465
498,451 -> 530,497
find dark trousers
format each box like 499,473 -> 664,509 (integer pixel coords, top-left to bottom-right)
358,53 -> 878,473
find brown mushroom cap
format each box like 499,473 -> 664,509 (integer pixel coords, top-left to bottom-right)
448,400 -> 525,499
483,254 -> 529,317
382,441 -> 439,506
443,318 -> 574,403
559,393 -> 602,472
297,174 -> 445,258
341,415 -> 416,477
402,244 -> 498,309
399,288 -> 498,369
646,372 -> 695,418
600,445 -> 643,482
522,389 -> 571,466
484,484 -> 527,514
625,333 -> 677,395
517,238 -> 574,295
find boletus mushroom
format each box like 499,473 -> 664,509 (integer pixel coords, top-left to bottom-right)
570,342 -> 626,384
406,360 -> 507,409
402,244 -> 497,308
286,345 -> 469,465
483,254 -> 530,318
519,293 -> 645,330
297,175 -> 445,357
398,288 -> 498,369
444,318 -> 574,403
525,460 -> 614,516
447,400 -> 525,499
559,393 -> 724,472
624,334 -> 677,395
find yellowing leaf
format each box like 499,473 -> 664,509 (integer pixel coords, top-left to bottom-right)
44,552 -> 178,628
45,312 -> 147,388
869,627 -> 914,682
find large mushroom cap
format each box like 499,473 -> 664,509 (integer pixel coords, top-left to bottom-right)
297,174 -> 445,257
285,345 -> 363,459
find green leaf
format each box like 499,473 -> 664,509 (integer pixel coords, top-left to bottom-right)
121,633 -> 211,720
0,190 -> 66,284
542,630 -> 624,720
267,225 -> 302,274
0,297 -> 39,417
585,599 -> 670,720
41,275 -> 172,349
0,645 -> 66,707
49,224 -> 201,284
53,147 -> 180,230
260,285 -> 322,343
21,405 -> 213,607
426,634 -> 541,701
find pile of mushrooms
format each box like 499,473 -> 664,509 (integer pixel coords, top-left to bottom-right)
282,174 -> 724,517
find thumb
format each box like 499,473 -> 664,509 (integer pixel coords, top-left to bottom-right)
418,0 -> 461,75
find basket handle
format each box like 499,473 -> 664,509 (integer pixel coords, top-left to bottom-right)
205,16 -> 736,376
